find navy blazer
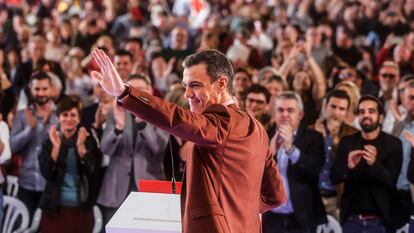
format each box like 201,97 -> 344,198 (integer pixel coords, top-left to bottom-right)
287,127 -> 327,227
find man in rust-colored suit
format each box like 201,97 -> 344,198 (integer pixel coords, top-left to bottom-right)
91,48 -> 286,233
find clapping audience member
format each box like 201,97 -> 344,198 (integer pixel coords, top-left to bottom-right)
38,95 -> 102,233
331,95 -> 404,232
10,71 -> 58,219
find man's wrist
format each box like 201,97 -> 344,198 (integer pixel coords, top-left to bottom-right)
114,128 -> 123,135
285,144 -> 295,155
117,84 -> 130,100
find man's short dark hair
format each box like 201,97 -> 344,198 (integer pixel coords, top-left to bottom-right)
265,75 -> 287,90
56,95 -> 84,117
326,89 -> 351,110
183,49 -> 234,93
115,49 -> 133,61
245,84 -> 271,103
235,68 -> 252,81
125,37 -> 143,48
150,51 -> 164,61
29,71 -> 52,85
357,95 -> 385,116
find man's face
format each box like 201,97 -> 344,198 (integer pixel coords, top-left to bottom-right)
125,42 -> 142,59
151,57 -> 166,79
275,98 -> 303,130
183,64 -> 223,113
233,72 -> 251,95
30,78 -> 52,105
393,45 -> 411,63
245,92 -> 267,119
326,97 -> 349,122
114,55 -> 133,81
266,80 -> 284,98
172,28 -> 188,50
357,100 -> 382,133
306,27 -> 320,46
403,87 -> 414,115
293,71 -> 312,92
379,66 -> 399,92
29,39 -> 46,62
335,29 -> 350,48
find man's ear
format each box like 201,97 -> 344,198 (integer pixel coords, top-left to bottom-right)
379,114 -> 384,124
216,76 -> 228,92
299,110 -> 304,120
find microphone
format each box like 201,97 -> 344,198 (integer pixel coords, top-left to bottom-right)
169,137 -> 177,194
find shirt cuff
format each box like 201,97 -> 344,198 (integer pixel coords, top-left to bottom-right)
114,128 -> 123,136
288,147 -> 300,164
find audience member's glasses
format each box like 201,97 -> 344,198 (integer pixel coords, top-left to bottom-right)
380,73 -> 397,79
339,73 -> 354,79
246,97 -> 266,105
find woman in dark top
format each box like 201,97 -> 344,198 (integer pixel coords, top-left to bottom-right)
38,95 -> 102,233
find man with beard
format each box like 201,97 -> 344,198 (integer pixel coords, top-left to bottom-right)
331,95 -> 404,233
11,71 -> 58,220
12,35 -> 65,107
313,89 -> 358,219
232,68 -> 252,111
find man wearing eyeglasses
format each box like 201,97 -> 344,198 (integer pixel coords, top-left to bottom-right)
378,61 -> 400,115
245,84 -> 275,137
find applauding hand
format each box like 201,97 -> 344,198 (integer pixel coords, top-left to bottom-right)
348,150 -> 363,169
77,127 -> 89,158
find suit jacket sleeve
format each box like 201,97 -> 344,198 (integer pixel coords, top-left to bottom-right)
118,86 -> 231,148
142,126 -> 169,156
407,148 -> 414,184
260,150 -> 286,213
330,136 -> 349,184
366,137 -> 402,189
10,110 -> 36,154
11,63 -> 28,95
100,111 -> 124,156
293,131 -> 325,178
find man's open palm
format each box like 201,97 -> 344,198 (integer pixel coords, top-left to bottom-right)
90,49 -> 125,97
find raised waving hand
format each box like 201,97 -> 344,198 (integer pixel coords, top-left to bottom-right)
90,49 -> 125,97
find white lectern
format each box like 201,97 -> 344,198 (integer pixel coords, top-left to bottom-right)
106,192 -> 182,233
